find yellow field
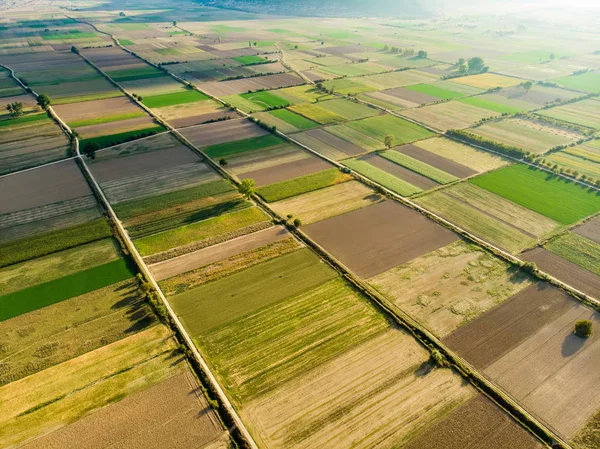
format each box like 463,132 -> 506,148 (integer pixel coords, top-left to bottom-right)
449,73 -> 522,89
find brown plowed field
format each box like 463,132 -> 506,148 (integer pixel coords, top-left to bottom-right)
150,226 -> 291,280
445,282 -> 600,439
0,160 -> 92,214
360,153 -> 439,190
89,146 -> 201,183
522,247 -> 600,299
396,144 -> 477,178
303,128 -> 364,156
574,216 -> 600,244
403,395 -> 543,449
170,110 -> 240,128
53,97 -> 141,122
179,119 -> 267,147
201,73 -> 304,97
20,372 -> 227,449
241,155 -> 332,186
304,200 -> 458,278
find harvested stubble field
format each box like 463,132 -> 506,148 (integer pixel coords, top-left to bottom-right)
201,72 -> 304,97
242,152 -> 333,187
402,395 -> 543,449
369,240 -> 532,337
289,102 -> 348,125
547,140 -> 600,181
522,247 -> 600,299
304,200 -> 458,278
179,118 -> 268,147
471,164 -> 600,225
0,279 -> 155,385
536,98 -> 600,130
380,150 -> 458,184
20,372 -> 228,449
469,118 -> 582,154
411,137 -> 508,173
361,152 -> 438,190
354,69 -> 439,90
219,143 -> 311,179
399,100 -> 498,131
449,73 -> 522,89
290,128 -> 364,160
344,157 -> 423,196
154,100 -> 235,128
444,283 -> 600,439
256,167 -> 351,201
270,181 -> 383,224
135,206 -> 270,257
395,143 -> 477,178
416,182 -> 560,253
0,325 -> 183,447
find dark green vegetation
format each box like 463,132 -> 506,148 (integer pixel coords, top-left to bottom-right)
0,219 -> 112,268
79,125 -> 165,149
240,91 -> 290,108
0,259 -> 134,321
470,164 -> 600,224
232,55 -> 271,65
575,320 -> 593,338
68,111 -> 146,128
203,134 -> 284,158
0,113 -> 48,129
256,168 -> 351,202
142,90 -> 209,108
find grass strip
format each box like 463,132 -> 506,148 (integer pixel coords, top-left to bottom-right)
380,150 -> 458,184
256,168 -> 351,202
344,159 -> 422,196
204,134 -> 284,158
0,219 -> 112,268
0,259 -> 135,321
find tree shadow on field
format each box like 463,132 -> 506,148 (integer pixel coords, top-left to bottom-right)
415,360 -> 435,377
562,332 -> 587,357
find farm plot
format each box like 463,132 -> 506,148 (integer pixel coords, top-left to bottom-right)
20,372 -> 228,449
0,325 -> 186,448
553,71 -> 600,93
355,69 -> 439,90
457,96 -> 526,114
153,99 -> 236,128
399,100 -> 498,131
201,73 -> 304,97
369,240 -> 532,337
444,283 -> 600,440
328,114 -> 434,151
412,137 -> 509,173
359,153 -> 438,190
53,96 -> 145,127
448,73 -> 522,90
469,118 -> 583,154
536,98 -> 600,129
304,200 -> 458,278
321,78 -> 376,95
470,164 -> 600,224
477,84 -> 582,111
546,139 -> 600,181
273,84 -> 332,104
290,128 -> 364,160
179,119 -> 268,147
0,114 -> 70,173
575,215 -> 600,244
545,232 -> 600,276
256,167 -> 351,201
319,61 -> 392,77
270,180 -> 383,224
142,90 -> 210,108
289,102 -> 347,124
252,109 -> 318,133
240,90 -> 291,109
380,150 -> 458,184
0,279 -> 154,385
395,143 -> 477,178
310,98 -> 380,121
415,182 -> 561,253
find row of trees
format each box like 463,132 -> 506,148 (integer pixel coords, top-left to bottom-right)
382,45 -> 428,58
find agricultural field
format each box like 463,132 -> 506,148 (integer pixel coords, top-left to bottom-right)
468,118 -> 583,154
546,139 -> 600,183
536,98 -> 600,130
449,73 -> 522,90
553,71 -> 600,93
290,128 -> 365,160
399,100 -> 499,131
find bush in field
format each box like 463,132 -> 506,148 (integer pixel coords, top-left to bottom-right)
36,94 -> 51,110
574,320 -> 593,338
417,50 -> 428,58
238,178 -> 256,199
219,158 -> 228,167
83,141 -> 100,160
523,80 -> 533,91
384,134 -> 395,150
293,218 -> 302,228
6,101 -> 24,118
430,349 -> 447,367
468,56 -> 485,73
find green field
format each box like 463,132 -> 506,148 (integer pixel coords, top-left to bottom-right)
380,150 -> 458,184
323,78 -> 375,95
142,90 -> 209,108
171,248 -> 337,335
232,55 -> 270,65
536,99 -> 600,130
344,159 -> 422,196
289,102 -> 346,124
201,278 -> 386,402
343,114 -> 434,146
256,168 -> 351,202
68,111 -> 147,128
0,219 -> 112,268
405,83 -> 465,100
553,71 -> 600,93
317,98 -> 380,121
240,91 -> 290,108
204,134 -> 284,158
458,96 -> 524,114
470,164 -> 600,224
113,179 -> 234,219
0,259 -> 135,321
51,91 -> 124,105
0,113 -> 49,130
79,125 -> 165,149
546,232 -> 600,276
134,206 -> 269,256
268,109 -> 319,130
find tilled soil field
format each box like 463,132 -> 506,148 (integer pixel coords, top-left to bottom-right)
200,72 -> 304,97
179,118 -> 268,147
574,216 -> 600,244
396,144 -> 477,178
304,200 -> 458,278
53,96 -> 141,122
360,153 -> 439,190
240,155 -> 332,186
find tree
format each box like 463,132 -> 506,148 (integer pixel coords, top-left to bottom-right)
119,11 -> 126,17
172,21 -> 178,26
467,56 -> 485,73
36,94 -> 51,110
293,218 -> 302,228
574,320 -> 593,338
384,134 -> 395,149
549,53 -> 555,60
523,80 -> 534,91
457,57 -> 465,66
383,44 -> 389,51
6,101 -> 24,118
458,63 -> 468,74
71,45 -> 79,54
219,158 -> 228,167
238,179 -> 255,199
417,50 -> 428,58
83,141 -> 100,160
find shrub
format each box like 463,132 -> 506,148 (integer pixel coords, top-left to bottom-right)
574,320 -> 593,338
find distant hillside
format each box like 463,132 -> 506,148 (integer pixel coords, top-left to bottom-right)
196,0 -> 433,17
